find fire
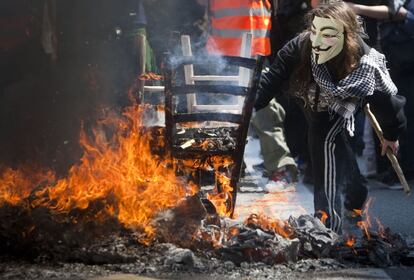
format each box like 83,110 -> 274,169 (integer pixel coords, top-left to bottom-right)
0,102 -> 196,242
199,140 -> 212,151
207,171 -> 233,216
353,209 -> 363,217
234,190 -> 307,228
356,198 -> 374,240
138,72 -> 163,81
0,165 -> 55,206
229,226 -> 240,237
177,155 -> 235,217
206,156 -> 234,216
345,235 -> 356,247
245,213 -> 294,238
317,210 -> 328,225
343,198 -> 388,247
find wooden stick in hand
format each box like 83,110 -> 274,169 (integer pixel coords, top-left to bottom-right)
364,103 -> 411,194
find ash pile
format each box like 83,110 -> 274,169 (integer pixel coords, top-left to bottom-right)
1,195 -> 414,279
155,195 -> 414,267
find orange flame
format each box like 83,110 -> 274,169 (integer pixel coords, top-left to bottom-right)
245,213 -> 294,238
317,210 -> 328,225
0,102 -> 196,242
352,209 -> 363,217
176,155 -> 234,217
229,226 -> 240,238
345,235 -> 356,247
199,140 -> 211,151
356,198 -> 373,240
138,72 -> 163,81
207,171 -> 233,216
0,165 -> 55,206
206,156 -> 234,216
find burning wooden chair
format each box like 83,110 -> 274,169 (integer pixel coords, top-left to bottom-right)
180,34 -> 253,113
163,54 -> 264,216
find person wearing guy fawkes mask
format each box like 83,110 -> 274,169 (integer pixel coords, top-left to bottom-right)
254,1 -> 406,234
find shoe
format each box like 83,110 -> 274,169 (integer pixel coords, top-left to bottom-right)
388,184 -> 403,190
264,180 -> 296,193
263,167 -> 297,193
272,166 -> 298,183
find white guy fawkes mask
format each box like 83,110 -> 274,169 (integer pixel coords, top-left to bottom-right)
310,16 -> 345,64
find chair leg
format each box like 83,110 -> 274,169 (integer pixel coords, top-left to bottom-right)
229,163 -> 240,218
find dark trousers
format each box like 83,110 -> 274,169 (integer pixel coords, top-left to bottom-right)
390,62 -> 414,175
301,105 -> 368,233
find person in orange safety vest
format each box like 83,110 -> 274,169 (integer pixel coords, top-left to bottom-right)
205,0 -> 272,56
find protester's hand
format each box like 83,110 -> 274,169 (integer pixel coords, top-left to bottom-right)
392,7 -> 408,21
381,139 -> 399,156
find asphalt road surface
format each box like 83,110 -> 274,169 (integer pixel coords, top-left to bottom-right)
233,137 -> 414,280
240,137 -> 414,237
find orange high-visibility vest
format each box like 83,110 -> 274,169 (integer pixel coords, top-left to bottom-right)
206,0 -> 272,56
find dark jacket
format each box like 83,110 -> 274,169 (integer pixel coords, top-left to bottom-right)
254,34 -> 406,141
380,0 -> 414,63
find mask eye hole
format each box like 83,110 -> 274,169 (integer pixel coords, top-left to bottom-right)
322,33 -> 337,38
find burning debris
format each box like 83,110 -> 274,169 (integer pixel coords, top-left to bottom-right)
2,191 -> 412,273
153,195 -> 207,248
150,195 -> 414,267
1,188 -> 414,280
0,101 -> 413,279
289,215 -> 339,259
333,199 -> 414,267
335,227 -> 411,267
174,127 -> 237,153
138,72 -> 163,81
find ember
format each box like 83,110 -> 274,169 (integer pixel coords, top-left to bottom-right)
174,127 -> 237,152
245,213 -> 294,239
138,72 -> 163,81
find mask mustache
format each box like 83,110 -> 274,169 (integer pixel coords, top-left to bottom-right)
312,46 -> 332,52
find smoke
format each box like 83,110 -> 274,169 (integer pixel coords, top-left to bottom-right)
167,49 -> 251,113
141,105 -> 165,127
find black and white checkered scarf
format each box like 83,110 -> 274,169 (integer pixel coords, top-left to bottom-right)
311,47 -> 397,135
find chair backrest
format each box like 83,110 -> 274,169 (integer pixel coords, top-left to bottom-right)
163,54 -> 264,156
180,33 -> 253,113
